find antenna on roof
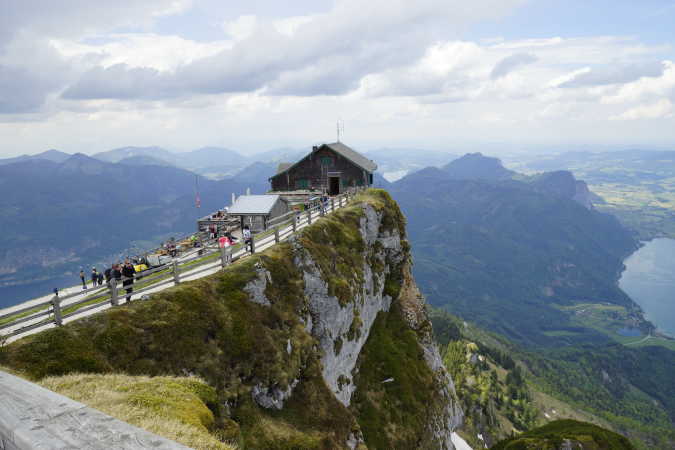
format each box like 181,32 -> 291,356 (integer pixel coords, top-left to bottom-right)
337,119 -> 345,143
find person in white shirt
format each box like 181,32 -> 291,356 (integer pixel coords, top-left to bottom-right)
242,225 -> 252,253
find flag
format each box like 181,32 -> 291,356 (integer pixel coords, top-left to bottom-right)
195,174 -> 201,208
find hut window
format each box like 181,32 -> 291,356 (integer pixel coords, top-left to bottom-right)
296,179 -> 309,189
320,156 -> 333,167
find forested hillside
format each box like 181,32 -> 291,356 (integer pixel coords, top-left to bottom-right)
388,156 -> 639,347
430,308 -> 674,449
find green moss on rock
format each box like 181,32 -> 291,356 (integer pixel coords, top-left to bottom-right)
491,419 -> 635,450
350,300 -> 438,449
348,310 -> 363,341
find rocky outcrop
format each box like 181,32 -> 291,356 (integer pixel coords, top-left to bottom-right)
291,194 -> 462,448
532,170 -> 594,209
295,202 -> 401,406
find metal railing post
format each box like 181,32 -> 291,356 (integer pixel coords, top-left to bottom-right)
307,209 -> 312,224
250,235 -> 256,254
274,226 -> 280,244
292,214 -> 297,232
172,260 -> 181,284
110,280 -> 119,306
51,296 -> 62,326
330,198 -> 335,212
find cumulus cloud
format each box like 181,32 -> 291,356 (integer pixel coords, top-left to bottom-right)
0,0 -> 191,49
62,0 -> 526,100
558,61 -> 665,87
601,60 -> 675,104
0,65 -> 59,113
490,53 -> 537,79
0,0 -> 192,114
613,99 -> 673,120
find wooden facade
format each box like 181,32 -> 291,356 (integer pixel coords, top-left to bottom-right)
269,142 -> 377,195
227,195 -> 289,233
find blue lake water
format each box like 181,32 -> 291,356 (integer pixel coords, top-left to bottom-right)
0,274 -> 76,310
619,238 -> 675,337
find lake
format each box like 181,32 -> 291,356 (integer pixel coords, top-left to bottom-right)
619,238 -> 675,337
0,274 -> 77,310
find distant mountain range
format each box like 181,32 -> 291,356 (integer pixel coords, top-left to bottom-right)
0,145 -> 460,182
387,153 -> 639,348
0,146 -> 298,181
0,153 -> 269,306
0,149 -> 71,165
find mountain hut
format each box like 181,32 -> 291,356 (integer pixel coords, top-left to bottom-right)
269,142 -> 377,195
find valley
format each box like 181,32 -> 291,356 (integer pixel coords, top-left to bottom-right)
1,148 -> 674,449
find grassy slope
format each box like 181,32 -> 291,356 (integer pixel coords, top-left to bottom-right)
0,190 -> 436,450
491,419 -> 635,450
41,374 -> 235,450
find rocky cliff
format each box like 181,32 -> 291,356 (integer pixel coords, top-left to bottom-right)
1,189 -> 462,449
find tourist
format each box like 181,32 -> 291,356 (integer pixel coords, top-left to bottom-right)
79,269 -> 86,289
91,267 -> 98,286
121,260 -> 136,302
97,271 -> 104,286
112,263 -> 122,283
242,225 -> 252,252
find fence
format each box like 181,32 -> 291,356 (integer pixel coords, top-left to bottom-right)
0,189 -> 364,344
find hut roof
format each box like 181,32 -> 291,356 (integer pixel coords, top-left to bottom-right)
228,195 -> 281,215
273,142 -> 377,178
277,162 -> 292,174
324,142 -> 377,172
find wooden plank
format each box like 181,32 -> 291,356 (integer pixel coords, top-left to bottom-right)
0,370 -> 189,449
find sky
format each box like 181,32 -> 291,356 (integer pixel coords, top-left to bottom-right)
1,0 -> 675,157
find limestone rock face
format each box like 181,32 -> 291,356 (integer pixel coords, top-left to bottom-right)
251,379 -> 299,410
294,203 -> 400,407
243,268 -> 272,306
289,200 -> 463,448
